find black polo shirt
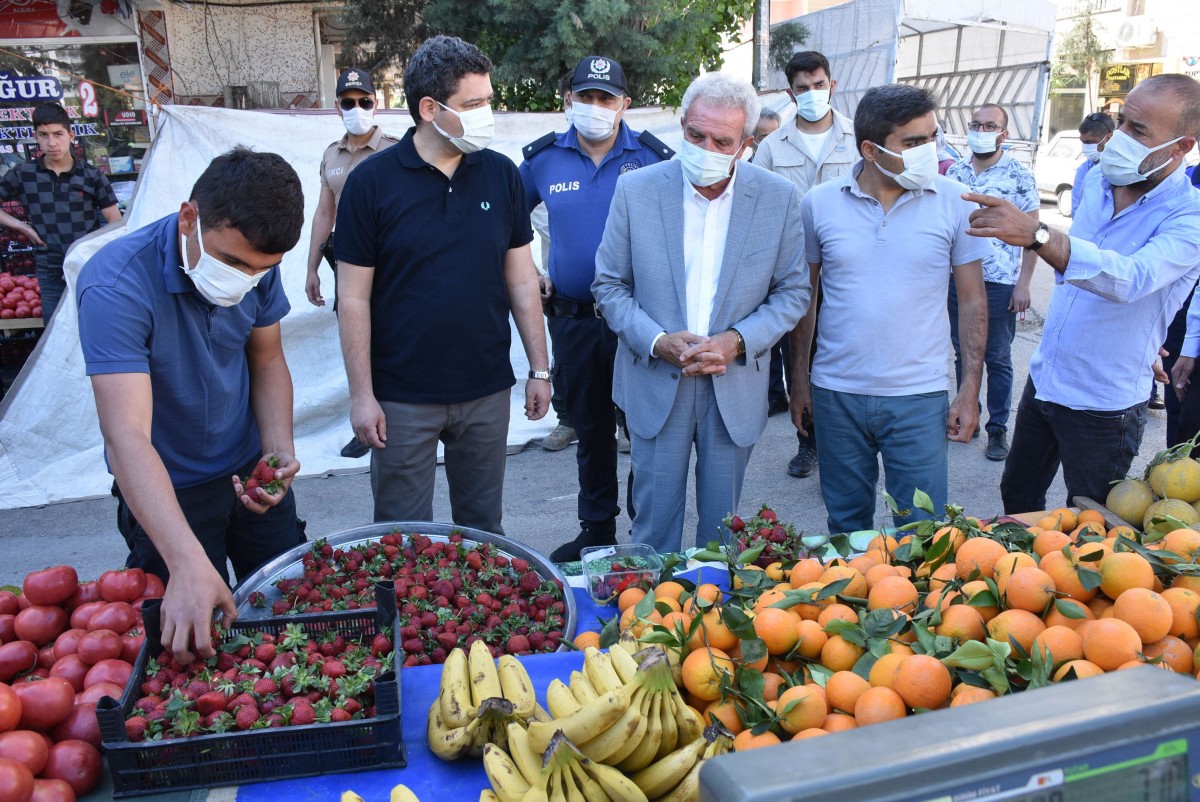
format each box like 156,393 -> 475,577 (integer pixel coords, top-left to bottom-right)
335,128 -> 534,404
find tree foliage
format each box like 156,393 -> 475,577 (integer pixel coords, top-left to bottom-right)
1052,5 -> 1109,108
340,0 -> 756,110
768,20 -> 810,76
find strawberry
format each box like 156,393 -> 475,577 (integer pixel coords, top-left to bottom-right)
140,676 -> 167,696
290,700 -> 315,726
321,660 -> 346,680
370,634 -> 392,657
235,705 -> 259,730
402,638 -> 425,654
125,715 -> 149,741
253,678 -> 279,696
430,646 -> 447,663
435,632 -> 459,652
510,558 -> 529,574
196,691 -> 228,716
216,652 -> 238,671
330,707 -> 352,722
226,692 -> 257,712
254,642 -> 277,663
527,631 -> 546,650
342,698 -> 362,715
319,635 -> 346,657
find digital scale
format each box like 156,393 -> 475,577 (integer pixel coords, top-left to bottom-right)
699,667 -> 1200,801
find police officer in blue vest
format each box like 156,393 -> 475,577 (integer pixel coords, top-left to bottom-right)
520,55 -> 674,561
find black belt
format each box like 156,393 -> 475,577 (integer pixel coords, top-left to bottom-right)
543,296 -> 601,319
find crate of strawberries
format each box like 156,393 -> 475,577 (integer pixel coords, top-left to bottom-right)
96,582 -> 403,797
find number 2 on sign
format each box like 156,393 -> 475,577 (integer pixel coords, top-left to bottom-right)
79,81 -> 98,117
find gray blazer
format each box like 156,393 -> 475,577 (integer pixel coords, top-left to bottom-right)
592,158 -> 811,447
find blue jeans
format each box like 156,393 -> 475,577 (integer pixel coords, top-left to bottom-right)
1000,378 -> 1146,514
812,386 -> 948,534
36,264 -> 66,324
948,280 -> 1016,434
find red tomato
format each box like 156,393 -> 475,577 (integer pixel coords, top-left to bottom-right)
16,595 -> 30,611
75,682 -> 123,706
0,757 -> 34,802
74,630 -> 120,666
85,603 -> 135,635
67,602 -> 103,631
0,685 -> 20,733
40,741 -> 100,796
142,573 -> 166,600
11,678 -> 73,731
97,568 -> 146,604
31,778 -> 75,802
119,629 -> 145,664
49,704 -> 99,750
0,641 -> 37,682
83,659 -> 131,691
50,630 -> 87,662
47,656 -> 88,693
21,567 -> 78,607
35,645 -> 55,671
64,582 -> 99,612
26,669 -> 48,680
0,614 -> 15,643
0,592 -> 18,616
0,730 -> 48,775
13,607 -> 67,647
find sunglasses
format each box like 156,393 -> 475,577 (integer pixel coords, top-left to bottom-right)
339,97 -> 375,111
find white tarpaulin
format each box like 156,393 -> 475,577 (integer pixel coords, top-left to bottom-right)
0,103 -> 685,509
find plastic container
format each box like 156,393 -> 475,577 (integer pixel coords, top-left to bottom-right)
581,543 -> 663,605
97,583 -> 404,797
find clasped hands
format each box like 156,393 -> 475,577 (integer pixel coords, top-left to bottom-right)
654,330 -> 739,376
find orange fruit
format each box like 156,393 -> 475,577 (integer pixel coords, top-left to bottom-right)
824,670 -> 870,715
864,563 -> 903,589
820,635 -> 866,672
987,609 -> 1046,653
1171,575 -> 1200,594
1112,587 -> 1173,643
930,526 -> 967,556
1039,550 -> 1098,603
754,606 -> 801,655
854,686 -> 908,726
892,654 -> 952,710
761,672 -> 787,702
572,631 -> 601,650
818,603 -> 860,627
622,606 -> 663,638
1142,635 -> 1195,674
924,587 -> 962,612
659,610 -> 693,636
776,684 -> 828,734
1042,599 -> 1094,630
764,562 -> 787,582
731,565 -> 766,590
1071,522 -> 1108,541
848,555 -> 880,575
1161,529 -> 1200,564
728,639 -> 769,672
617,587 -> 647,613
1004,567 -> 1057,614
704,697 -> 745,735
681,647 -> 735,701
733,729 -> 781,751
791,728 -> 828,740
1032,625 -> 1084,667
789,559 -> 825,588
654,581 -> 686,602
1087,594 -> 1115,618
1099,552 -> 1155,598
867,652 -> 907,689
793,619 -> 828,661
928,563 -> 959,592
1162,587 -> 1200,640
955,537 -> 1008,580
793,582 -> 832,621
684,583 -> 723,614
1032,529 -> 1072,558
935,604 -> 986,642
994,552 -> 1039,595
822,712 -> 858,732
1107,525 -> 1138,541
688,607 -> 739,652
950,686 -> 997,707
867,533 -> 899,559
1053,659 -> 1104,681
818,566 -> 868,600
1044,508 -> 1079,533
961,580 -> 999,621
1081,618 -> 1142,671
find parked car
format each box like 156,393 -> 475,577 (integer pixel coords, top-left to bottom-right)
1036,131 -> 1081,217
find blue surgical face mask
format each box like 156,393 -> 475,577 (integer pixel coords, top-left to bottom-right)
794,89 -> 831,123
872,141 -> 939,191
677,139 -> 737,187
966,130 -> 1000,155
1099,129 -> 1182,186
180,216 -> 267,307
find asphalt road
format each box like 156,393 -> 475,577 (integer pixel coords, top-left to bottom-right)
0,202 -> 1171,585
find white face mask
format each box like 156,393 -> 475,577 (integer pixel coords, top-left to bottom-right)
434,102 -> 494,154
873,141 -> 940,191
967,130 -> 1000,155
1081,143 -> 1101,163
568,101 -> 618,142
342,106 -> 374,136
1099,129 -> 1182,186
677,139 -> 737,187
794,89 -> 831,123
180,216 -> 268,307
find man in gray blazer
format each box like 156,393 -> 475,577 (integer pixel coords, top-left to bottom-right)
593,73 -> 811,554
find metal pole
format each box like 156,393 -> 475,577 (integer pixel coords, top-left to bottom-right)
753,0 -> 770,91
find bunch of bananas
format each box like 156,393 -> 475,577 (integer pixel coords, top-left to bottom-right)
341,784 -> 420,802
428,641 -> 550,760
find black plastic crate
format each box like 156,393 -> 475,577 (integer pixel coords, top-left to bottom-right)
97,581 -> 404,797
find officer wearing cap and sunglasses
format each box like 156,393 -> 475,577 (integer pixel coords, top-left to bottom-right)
305,68 -> 400,459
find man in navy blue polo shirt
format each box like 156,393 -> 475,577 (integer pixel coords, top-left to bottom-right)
336,35 -> 550,534
76,147 -> 306,664
519,55 -> 674,561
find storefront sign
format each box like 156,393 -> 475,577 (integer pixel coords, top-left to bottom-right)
0,123 -> 99,140
0,71 -> 63,103
1182,57 -> 1200,80
105,109 -> 145,127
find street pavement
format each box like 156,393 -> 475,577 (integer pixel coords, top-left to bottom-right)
0,202 -> 1171,585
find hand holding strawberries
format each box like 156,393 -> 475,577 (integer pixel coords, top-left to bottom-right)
232,453 -> 300,513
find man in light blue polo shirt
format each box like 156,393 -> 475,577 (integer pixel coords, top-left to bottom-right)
796,84 -> 990,534
1071,112 -> 1114,217
76,148 -> 306,664
965,73 -> 1200,513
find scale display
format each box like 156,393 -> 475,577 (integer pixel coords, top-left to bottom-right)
699,669 -> 1200,802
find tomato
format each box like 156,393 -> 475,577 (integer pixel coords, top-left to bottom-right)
11,678 -> 73,731
83,658 -> 132,691
47,655 -> 88,693
13,607 -> 67,647
85,602 -> 135,634
50,630 -> 87,662
40,741 -> 100,796
49,704 -> 100,750
0,685 -> 20,733
21,567 -> 78,607
0,757 -> 34,802
119,629 -> 145,664
74,630 -> 120,666
142,573 -> 166,600
65,581 -> 99,612
16,595 -> 30,611
0,614 -> 15,643
26,669 -> 48,680
97,568 -> 146,604
0,730 -> 48,775
67,602 -> 103,631
75,682 -> 123,706
31,778 -> 75,802
0,641 -> 37,682
0,591 -> 18,616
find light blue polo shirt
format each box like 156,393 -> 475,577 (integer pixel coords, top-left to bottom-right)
76,213 -> 290,488
801,162 -> 992,396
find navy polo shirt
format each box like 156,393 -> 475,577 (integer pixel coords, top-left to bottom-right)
335,128 -> 534,404
76,213 -> 290,488
519,123 -> 668,302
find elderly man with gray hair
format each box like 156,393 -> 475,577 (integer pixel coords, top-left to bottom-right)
593,72 -> 812,553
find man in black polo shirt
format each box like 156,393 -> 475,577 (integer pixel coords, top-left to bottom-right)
336,35 -> 550,534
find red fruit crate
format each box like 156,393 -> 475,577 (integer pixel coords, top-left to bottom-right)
97,582 -> 404,797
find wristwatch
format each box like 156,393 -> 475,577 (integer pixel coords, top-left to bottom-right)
528,369 -> 551,381
731,328 -> 746,358
1026,222 -> 1051,251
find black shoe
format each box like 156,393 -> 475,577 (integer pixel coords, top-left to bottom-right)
1149,392 -> 1165,410
986,430 -> 1009,461
340,436 -> 369,458
787,442 -> 817,478
768,396 -> 789,416
549,523 -> 617,563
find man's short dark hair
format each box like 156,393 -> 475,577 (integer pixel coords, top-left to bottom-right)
403,35 -> 493,124
784,51 -> 832,86
977,103 -> 1009,129
854,84 -> 938,153
1078,111 -> 1115,137
759,109 -> 782,124
1138,73 -> 1200,140
32,102 -> 70,130
189,147 -> 304,254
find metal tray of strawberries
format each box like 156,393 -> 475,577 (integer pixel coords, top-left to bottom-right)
230,521 -> 577,646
